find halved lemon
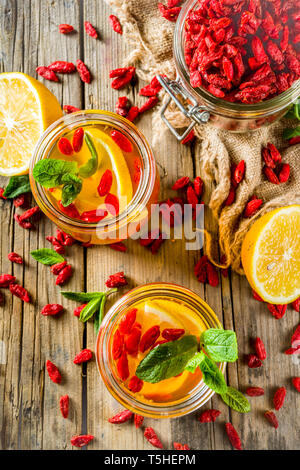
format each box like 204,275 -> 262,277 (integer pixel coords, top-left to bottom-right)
0,72 -> 62,176
242,205 -> 300,304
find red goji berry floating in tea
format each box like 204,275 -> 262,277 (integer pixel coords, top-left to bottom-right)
134,414 -> 144,429
109,14 -> 123,35
139,96 -> 159,114
71,435 -> 94,448
144,427 -> 163,449
74,349 -> 93,365
106,272 -> 128,289
244,198 -> 263,218
267,303 -> 287,319
9,284 -> 30,303
72,127 -> 84,153
109,241 -> 127,253
292,378 -> 300,393
74,304 -> 87,318
140,326 -> 160,353
80,210 -> 108,223
172,176 -> 190,191
128,376 -> 144,393
58,201 -> 80,219
162,329 -> 185,341
8,252 -> 23,264
46,360 -> 62,384
76,60 -> 92,84
151,339 -> 169,350
105,193 -> 120,217
112,330 -> 124,360
246,387 -> 265,397
0,274 -> 16,288
59,24 -> 74,34
125,327 -> 142,355
225,423 -> 242,451
84,21 -> 98,39
108,410 -> 133,424
59,395 -> 69,419
56,265 -> 73,286
36,66 -> 59,82
119,308 -> 137,335
174,443 -> 190,450
98,169 -> 113,197
247,354 -> 263,369
264,411 -> 279,429
41,304 -> 64,317
198,409 -> 221,423
110,130 -> 133,153
63,105 -> 80,114
48,61 -> 76,74
58,137 -> 73,156
273,387 -> 286,411
117,352 -> 130,381
254,337 -> 267,361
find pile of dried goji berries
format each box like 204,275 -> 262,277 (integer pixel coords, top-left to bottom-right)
184,0 -> 300,102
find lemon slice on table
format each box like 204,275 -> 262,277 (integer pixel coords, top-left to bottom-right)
242,205 -> 300,304
0,72 -> 62,176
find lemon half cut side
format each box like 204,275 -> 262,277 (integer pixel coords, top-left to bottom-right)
0,72 -> 62,176
242,205 -> 300,305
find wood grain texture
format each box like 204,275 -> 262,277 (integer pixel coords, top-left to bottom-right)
0,0 -> 299,450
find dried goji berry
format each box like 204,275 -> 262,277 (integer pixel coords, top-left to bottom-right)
9,283 -> 30,303
74,304 -> 87,318
0,274 -> 16,288
56,229 -> 75,247
110,130 -> 133,153
224,187 -> 236,206
225,423 -> 242,450
51,262 -> 67,275
151,339 -> 169,350
117,352 -> 130,381
292,377 -> 300,392
58,201 -> 80,219
278,163 -> 290,183
267,304 -> 287,319
247,354 -> 262,369
207,262 -> 219,287
289,136 -> 300,146
119,309 -> 137,335
109,242 -> 127,253
72,127 -> 84,153
106,272 -> 128,289
144,427 -> 163,449
254,337 -> 267,361
111,68 -> 135,89
174,442 -> 190,450
172,177 -> 190,191
115,96 -> 131,117
234,160 -> 246,184
194,176 -> 204,197
139,96 -> 159,114
285,346 -> 300,355
46,236 -> 65,255
74,349 -> 93,365
98,170 -> 113,197
0,188 -> 7,199
108,410 -> 133,424
273,387 -> 286,411
264,411 -> 278,429
14,213 -> 33,229
158,3 -> 181,23
291,324 -> 300,346
105,193 -> 120,216
187,185 -> 199,208
59,24 -> 74,34
125,328 -> 142,355
267,143 -> 282,163
56,265 -> 73,286
162,329 -> 185,341
262,147 -> 276,168
128,376 -> 144,393
59,395 -> 69,419
140,326 -> 160,353
80,210 -> 108,223
41,304 -> 64,316
126,106 -> 139,122
63,105 -> 80,114
76,60 -> 92,84
36,66 -> 59,82
48,61 -> 76,74
8,252 -> 23,264
134,414 -> 144,429
46,360 -> 62,384
252,290 -> 264,302
246,387 -> 265,397
244,198 -> 263,217
181,129 -> 196,145
58,137 -> 73,156
194,255 -> 209,284
198,409 -> 221,423
109,15 -> 123,35
84,21 -> 98,39
112,330 -> 124,360
13,195 -> 26,208
71,435 -> 94,447
264,166 -> 280,185
19,206 -> 40,222
291,298 -> 300,313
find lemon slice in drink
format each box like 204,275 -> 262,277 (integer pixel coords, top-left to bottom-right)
0,72 -> 62,176
242,205 -> 300,304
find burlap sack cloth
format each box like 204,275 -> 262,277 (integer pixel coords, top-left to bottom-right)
105,0 -> 300,274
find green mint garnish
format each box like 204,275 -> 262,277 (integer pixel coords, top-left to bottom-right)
221,387 -> 251,414
283,126 -> 300,140
61,291 -> 107,302
30,248 -> 65,266
197,352 -> 228,395
3,175 -> 31,199
61,173 -> 83,207
78,133 -> 99,178
80,297 -> 103,323
200,329 -> 238,363
285,102 -> 300,121
185,352 -> 204,373
33,159 -> 79,188
62,289 -> 117,325
136,335 -> 198,384
94,295 -> 108,333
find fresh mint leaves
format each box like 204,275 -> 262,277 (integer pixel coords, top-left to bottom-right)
221,387 -> 251,413
33,159 -> 79,188
61,173 -> 83,207
285,102 -> 300,121
79,297 -> 103,323
78,133 -> 99,178
3,175 -> 31,199
283,126 -> 300,140
30,248 -> 65,266
200,329 -> 238,363
136,335 -> 198,383
61,291 -> 106,302
197,353 -> 228,395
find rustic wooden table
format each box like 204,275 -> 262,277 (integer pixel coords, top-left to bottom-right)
0,0 -> 299,451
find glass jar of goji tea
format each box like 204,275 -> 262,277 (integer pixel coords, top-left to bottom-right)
158,0 -> 300,138
96,283 -> 225,419
30,110 -> 159,245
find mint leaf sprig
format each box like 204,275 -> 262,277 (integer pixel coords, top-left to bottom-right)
3,175 -> 31,199
31,248 -> 65,266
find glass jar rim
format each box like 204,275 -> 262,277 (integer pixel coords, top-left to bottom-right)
29,110 -> 156,233
174,0 -> 300,118
96,282 -> 226,419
